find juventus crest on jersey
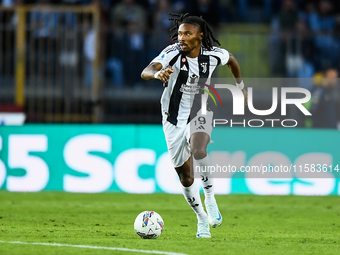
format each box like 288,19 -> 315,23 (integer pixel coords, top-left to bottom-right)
152,43 -> 230,127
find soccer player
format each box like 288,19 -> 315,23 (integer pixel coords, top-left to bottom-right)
141,13 -> 247,238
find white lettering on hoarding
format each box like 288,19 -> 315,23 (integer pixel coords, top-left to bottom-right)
209,151 -> 246,194
63,134 -> 113,193
0,133 -> 337,196
293,153 -> 335,195
114,148 -> 156,193
155,152 -> 182,194
7,135 -> 49,192
245,152 -> 293,195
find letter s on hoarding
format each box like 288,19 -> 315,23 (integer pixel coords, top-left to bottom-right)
63,134 -> 113,193
245,152 -> 292,195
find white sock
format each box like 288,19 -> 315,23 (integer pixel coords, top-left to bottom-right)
182,181 -> 208,221
195,155 -> 216,204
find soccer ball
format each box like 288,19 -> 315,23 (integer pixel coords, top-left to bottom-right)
134,211 -> 164,239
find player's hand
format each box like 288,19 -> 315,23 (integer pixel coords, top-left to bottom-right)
155,68 -> 175,83
242,88 -> 248,106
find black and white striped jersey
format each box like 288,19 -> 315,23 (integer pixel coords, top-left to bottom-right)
152,43 -> 229,127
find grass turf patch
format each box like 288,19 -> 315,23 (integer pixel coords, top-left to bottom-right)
0,192 -> 339,255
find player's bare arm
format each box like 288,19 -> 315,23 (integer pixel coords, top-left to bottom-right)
141,62 -> 175,83
227,53 -> 248,105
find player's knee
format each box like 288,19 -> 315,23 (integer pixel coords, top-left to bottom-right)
179,175 -> 194,187
192,148 -> 207,160
176,169 -> 193,187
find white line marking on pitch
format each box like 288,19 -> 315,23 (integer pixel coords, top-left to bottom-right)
0,240 -> 188,255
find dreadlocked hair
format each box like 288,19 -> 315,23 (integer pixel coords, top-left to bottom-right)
168,13 -> 220,51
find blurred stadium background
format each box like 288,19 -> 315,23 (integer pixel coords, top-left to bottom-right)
1,0 -> 340,124
0,0 -> 340,195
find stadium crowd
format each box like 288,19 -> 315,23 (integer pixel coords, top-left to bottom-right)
104,0 -> 340,85
106,0 -> 340,84
2,0 -> 340,84
91,0 -> 340,87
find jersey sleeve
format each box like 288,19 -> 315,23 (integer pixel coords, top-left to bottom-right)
209,47 -> 230,66
151,44 -> 179,69
220,48 -> 230,66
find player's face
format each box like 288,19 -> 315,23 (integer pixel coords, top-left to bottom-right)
178,23 -> 203,54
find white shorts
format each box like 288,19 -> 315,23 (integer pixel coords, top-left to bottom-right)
162,110 -> 213,168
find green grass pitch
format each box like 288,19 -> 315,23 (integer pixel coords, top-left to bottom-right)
0,192 -> 339,255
